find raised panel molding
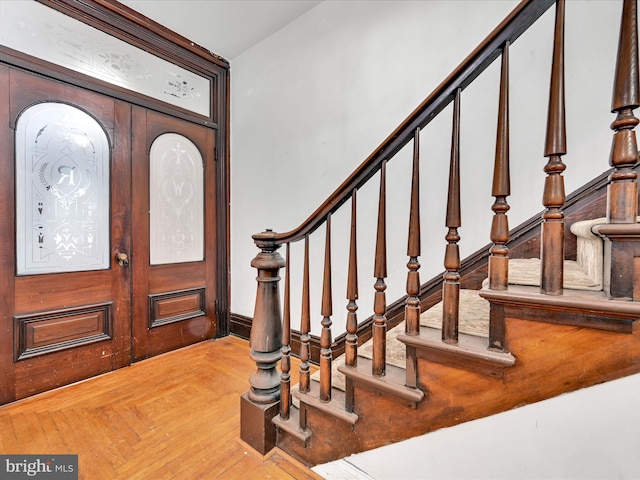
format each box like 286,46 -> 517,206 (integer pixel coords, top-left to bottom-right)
14,303 -> 113,360
149,287 -> 206,328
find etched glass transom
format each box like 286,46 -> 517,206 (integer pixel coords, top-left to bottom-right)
149,134 -> 204,265
0,1 -> 211,117
16,103 -> 110,275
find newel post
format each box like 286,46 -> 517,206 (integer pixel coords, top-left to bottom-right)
240,229 -> 284,454
593,0 -> 640,301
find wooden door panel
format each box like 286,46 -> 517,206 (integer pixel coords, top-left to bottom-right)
13,342 -> 115,400
15,271 -> 113,313
148,263 -> 207,290
131,106 -> 217,361
1,69 -> 132,402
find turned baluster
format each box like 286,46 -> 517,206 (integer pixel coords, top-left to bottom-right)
442,89 -> 462,345
488,42 -> 511,351
489,42 -> 511,293
540,0 -> 566,296
279,243 -> 291,420
345,191 -> 359,368
607,0 -> 639,224
299,235 -> 311,393
372,160 -> 388,377
406,128 -> 422,337
320,215 -> 333,402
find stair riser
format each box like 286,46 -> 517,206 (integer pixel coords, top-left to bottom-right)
278,315 -> 640,466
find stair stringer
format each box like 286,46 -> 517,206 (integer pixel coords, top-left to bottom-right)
276,304 -> 640,467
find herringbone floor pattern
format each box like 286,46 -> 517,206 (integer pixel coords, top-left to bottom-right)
0,335 -> 320,480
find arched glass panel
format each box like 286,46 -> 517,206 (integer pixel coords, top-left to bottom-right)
149,133 -> 204,265
16,103 -> 110,275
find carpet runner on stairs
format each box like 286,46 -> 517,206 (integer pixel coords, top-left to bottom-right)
309,245 -> 604,393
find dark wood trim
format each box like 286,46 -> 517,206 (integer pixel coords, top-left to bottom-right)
216,67 -> 232,337
230,313 -> 253,340
54,0 -> 229,68
0,64 -> 16,403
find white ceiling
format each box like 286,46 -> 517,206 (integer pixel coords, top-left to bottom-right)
119,0 -> 323,61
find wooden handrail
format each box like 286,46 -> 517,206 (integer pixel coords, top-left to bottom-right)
255,0 -> 555,247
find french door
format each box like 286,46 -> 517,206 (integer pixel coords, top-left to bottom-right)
0,67 -> 217,404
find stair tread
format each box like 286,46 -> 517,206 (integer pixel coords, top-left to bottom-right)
506,258 -> 601,290
311,289 -> 491,392
338,357 -> 424,405
419,288 -> 489,337
481,284 -> 640,316
294,381 -> 359,425
398,327 -> 516,368
273,406 -> 311,444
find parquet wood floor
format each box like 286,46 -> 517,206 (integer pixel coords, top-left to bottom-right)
0,335 -> 322,479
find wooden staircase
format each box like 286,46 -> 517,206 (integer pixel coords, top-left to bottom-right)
240,0 -> 640,467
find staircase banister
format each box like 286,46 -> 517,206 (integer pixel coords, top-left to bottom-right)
271,0 -> 555,246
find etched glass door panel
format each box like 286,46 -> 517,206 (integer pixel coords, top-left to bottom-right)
15,103 -> 110,275
149,133 -> 204,265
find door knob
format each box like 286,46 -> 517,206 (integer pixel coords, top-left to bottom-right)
115,252 -> 129,267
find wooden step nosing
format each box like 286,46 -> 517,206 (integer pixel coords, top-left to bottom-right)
480,286 -> 640,317
293,388 -> 359,425
593,222 -> 640,238
397,332 -> 516,367
338,361 -> 425,404
272,410 -> 312,443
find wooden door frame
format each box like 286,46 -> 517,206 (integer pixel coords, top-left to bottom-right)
0,0 -> 231,336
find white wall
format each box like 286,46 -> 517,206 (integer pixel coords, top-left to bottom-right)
231,1 -> 622,335
313,372 -> 640,479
